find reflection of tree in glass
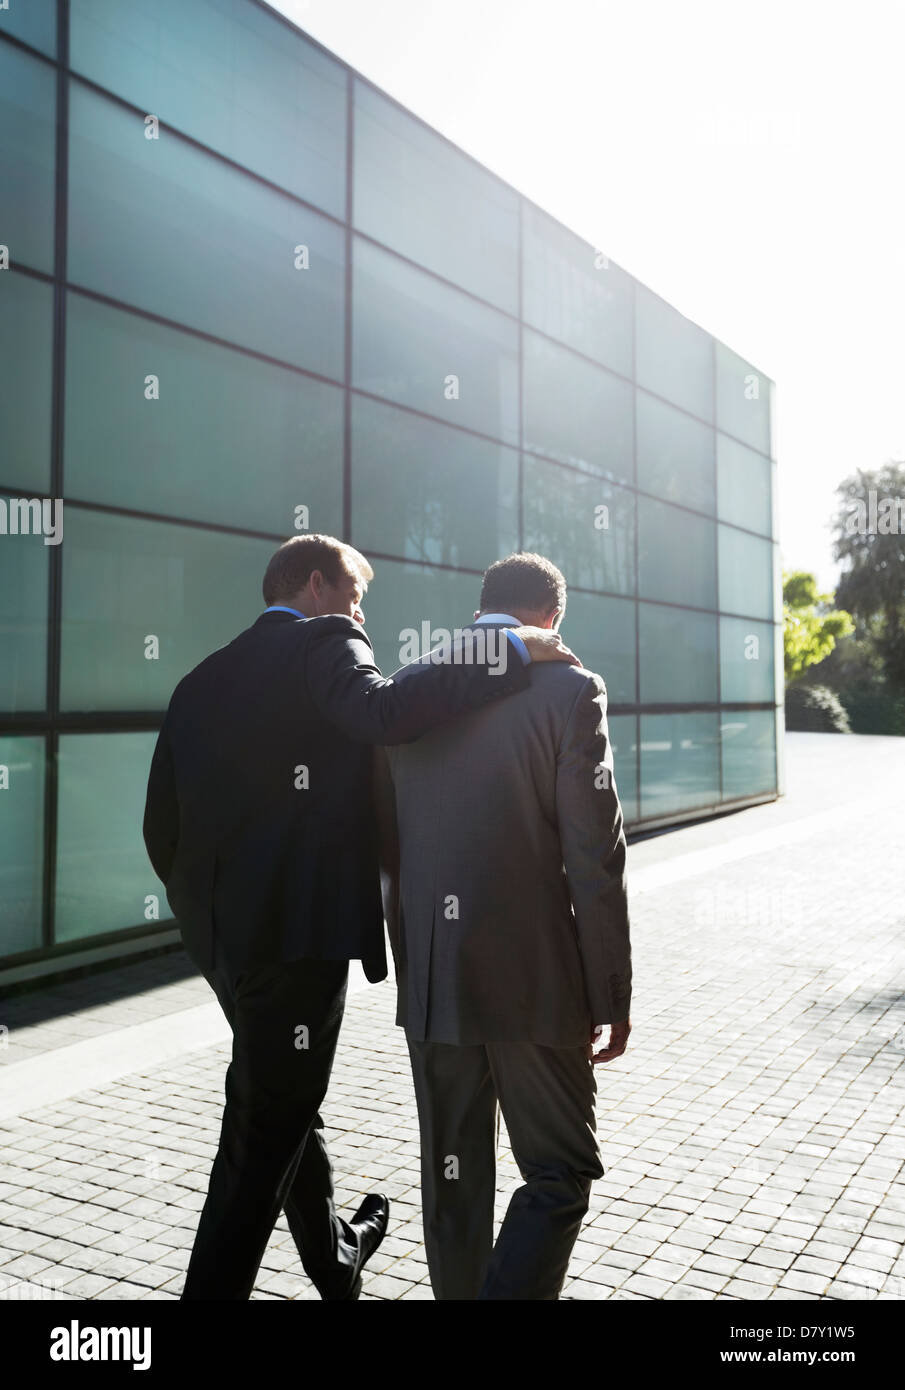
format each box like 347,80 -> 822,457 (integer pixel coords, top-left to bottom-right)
394,443 -> 516,570
523,459 -> 634,594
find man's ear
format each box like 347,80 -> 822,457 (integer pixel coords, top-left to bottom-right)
545,607 -> 562,631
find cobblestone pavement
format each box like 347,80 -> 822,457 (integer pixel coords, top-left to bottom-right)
1,732 -> 904,1301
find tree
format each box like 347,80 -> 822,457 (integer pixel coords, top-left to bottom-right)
833,462 -> 905,686
783,570 -> 854,685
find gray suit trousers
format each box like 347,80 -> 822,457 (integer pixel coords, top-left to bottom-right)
406,1036 -> 605,1300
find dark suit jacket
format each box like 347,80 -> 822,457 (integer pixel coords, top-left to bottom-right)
143,610 -> 529,980
381,621 -> 632,1047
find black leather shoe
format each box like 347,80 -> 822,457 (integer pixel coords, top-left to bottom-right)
321,1194 -> 390,1301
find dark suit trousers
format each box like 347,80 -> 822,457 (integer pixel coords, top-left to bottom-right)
181,951 -> 355,1300
406,1036 -> 604,1300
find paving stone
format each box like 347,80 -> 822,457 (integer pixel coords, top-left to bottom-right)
681,1268 -> 728,1293
575,1262 -> 626,1287
623,1272 -> 671,1297
361,1273 -> 416,1300
664,1282 -> 715,1300
693,1253 -> 741,1277
777,1269 -> 832,1295
51,1268 -> 118,1297
638,1252 -> 695,1281
723,1278 -> 775,1298
791,1253 -> 843,1278
398,1282 -> 434,1299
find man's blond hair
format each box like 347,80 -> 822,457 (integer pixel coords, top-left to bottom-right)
262,534 -> 373,606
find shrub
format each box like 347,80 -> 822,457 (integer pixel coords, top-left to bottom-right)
827,679 -> 905,735
785,683 -> 852,733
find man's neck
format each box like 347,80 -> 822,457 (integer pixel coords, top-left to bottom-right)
476,610 -> 545,628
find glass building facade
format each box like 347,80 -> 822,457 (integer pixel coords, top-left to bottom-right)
0,0 -> 782,983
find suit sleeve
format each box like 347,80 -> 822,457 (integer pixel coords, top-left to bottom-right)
143,721 -> 180,885
555,673 -> 632,1025
304,615 -> 530,745
372,746 -> 401,964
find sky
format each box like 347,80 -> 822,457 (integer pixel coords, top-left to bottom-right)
275,0 -> 905,595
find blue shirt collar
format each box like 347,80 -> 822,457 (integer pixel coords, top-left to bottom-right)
264,605 -> 306,619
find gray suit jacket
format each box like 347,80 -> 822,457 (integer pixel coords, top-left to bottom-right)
377,621 -> 632,1047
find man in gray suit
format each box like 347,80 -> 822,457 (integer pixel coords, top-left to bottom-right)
378,552 -> 632,1300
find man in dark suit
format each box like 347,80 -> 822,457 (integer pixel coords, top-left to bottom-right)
142,533 -> 575,1301
380,552 -> 633,1300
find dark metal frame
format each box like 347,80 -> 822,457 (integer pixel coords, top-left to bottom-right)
38,0 -> 71,954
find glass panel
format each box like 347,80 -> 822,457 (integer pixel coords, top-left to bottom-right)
721,708 -> 777,799
60,509 -> 277,711
352,236 -> 518,444
353,80 -> 518,313
0,493 -> 49,711
70,0 -> 346,216
0,0 -> 56,55
0,735 -> 45,957
637,495 -> 717,609
718,525 -> 774,620
639,604 -> 717,703
67,82 -> 345,378
607,713 -> 638,823
357,559 -> 481,677
0,271 -> 54,491
715,342 -> 771,455
350,394 -> 517,570
523,456 -> 635,596
635,285 -> 713,422
717,432 -> 772,536
640,712 -> 720,819
0,42 -> 56,273
720,616 -> 775,703
522,203 -> 633,376
636,389 -> 715,514
560,591 -> 636,704
522,330 -> 634,484
64,293 -> 343,534
55,732 -> 164,941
